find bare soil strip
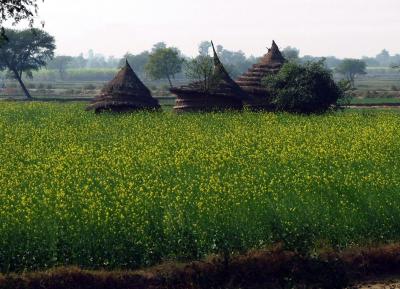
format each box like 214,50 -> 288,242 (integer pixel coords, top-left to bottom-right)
351,277 -> 400,289
1,244 -> 400,289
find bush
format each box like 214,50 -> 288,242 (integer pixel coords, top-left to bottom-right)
262,61 -> 344,114
83,84 -> 96,90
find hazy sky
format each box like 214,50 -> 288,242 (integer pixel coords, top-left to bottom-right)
27,0 -> 400,58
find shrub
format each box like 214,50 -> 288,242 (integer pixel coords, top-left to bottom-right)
262,61 -> 344,114
83,84 -> 97,90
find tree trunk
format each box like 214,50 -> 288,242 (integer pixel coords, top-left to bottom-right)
167,75 -> 173,88
350,73 -> 355,88
13,70 -> 32,99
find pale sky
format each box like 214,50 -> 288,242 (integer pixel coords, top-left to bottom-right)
25,0 -> 400,58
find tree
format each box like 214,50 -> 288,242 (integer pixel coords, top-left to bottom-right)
262,61 -> 344,114
376,49 -> 390,66
69,53 -> 87,69
151,42 -> 167,52
336,59 -> 367,87
0,28 -> 55,99
184,55 -> 214,92
362,56 -> 380,67
119,51 -> 150,77
198,41 -> 211,56
145,47 -> 184,87
47,55 -> 73,79
211,44 -> 253,78
0,0 -> 42,34
282,46 -> 300,62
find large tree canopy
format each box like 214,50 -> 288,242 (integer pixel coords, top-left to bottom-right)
0,28 -> 55,99
336,59 -> 367,87
145,46 -> 184,87
0,0 -> 41,33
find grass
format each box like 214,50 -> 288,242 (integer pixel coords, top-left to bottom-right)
351,97 -> 400,104
0,103 -> 400,273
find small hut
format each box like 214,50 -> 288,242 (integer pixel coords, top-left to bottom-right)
236,40 -> 286,110
86,61 -> 160,113
170,42 -> 247,112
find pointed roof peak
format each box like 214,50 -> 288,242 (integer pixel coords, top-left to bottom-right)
211,40 -> 223,67
124,59 -> 135,73
211,40 -> 216,55
259,40 -> 285,66
101,60 -> 150,95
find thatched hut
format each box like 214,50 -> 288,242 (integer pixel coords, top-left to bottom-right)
236,40 -> 286,110
170,42 -> 247,112
86,61 -> 160,113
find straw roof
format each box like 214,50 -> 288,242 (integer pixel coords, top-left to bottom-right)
86,61 -> 160,112
170,42 -> 247,111
236,40 -> 286,94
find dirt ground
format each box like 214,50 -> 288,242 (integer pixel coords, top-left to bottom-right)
351,277 -> 400,289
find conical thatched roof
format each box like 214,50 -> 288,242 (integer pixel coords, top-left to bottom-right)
210,41 -> 248,99
86,61 -> 160,112
236,40 -> 286,94
170,41 -> 247,111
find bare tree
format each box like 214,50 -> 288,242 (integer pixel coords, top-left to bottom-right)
184,55 -> 214,92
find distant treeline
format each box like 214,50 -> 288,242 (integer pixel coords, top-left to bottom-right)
4,41 -> 399,83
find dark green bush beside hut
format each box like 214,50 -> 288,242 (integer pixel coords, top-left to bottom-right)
263,61 -> 344,114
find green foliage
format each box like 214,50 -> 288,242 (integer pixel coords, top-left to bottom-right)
282,46 -> 300,62
0,103 -> 400,272
145,47 -> 184,87
263,61 -> 344,114
198,41 -> 211,56
336,79 -> 354,106
209,42 -> 254,79
120,51 -> 150,77
0,28 -> 55,98
47,56 -> 73,79
0,0 -> 40,32
0,29 -> 55,76
336,59 -> 367,87
31,68 -> 117,82
183,55 -> 214,92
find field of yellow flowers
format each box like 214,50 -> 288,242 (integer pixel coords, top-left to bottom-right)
0,102 -> 399,272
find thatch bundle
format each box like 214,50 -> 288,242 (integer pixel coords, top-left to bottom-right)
86,61 -> 160,113
236,40 -> 286,110
171,42 -> 247,112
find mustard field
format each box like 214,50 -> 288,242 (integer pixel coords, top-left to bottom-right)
0,102 -> 399,272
